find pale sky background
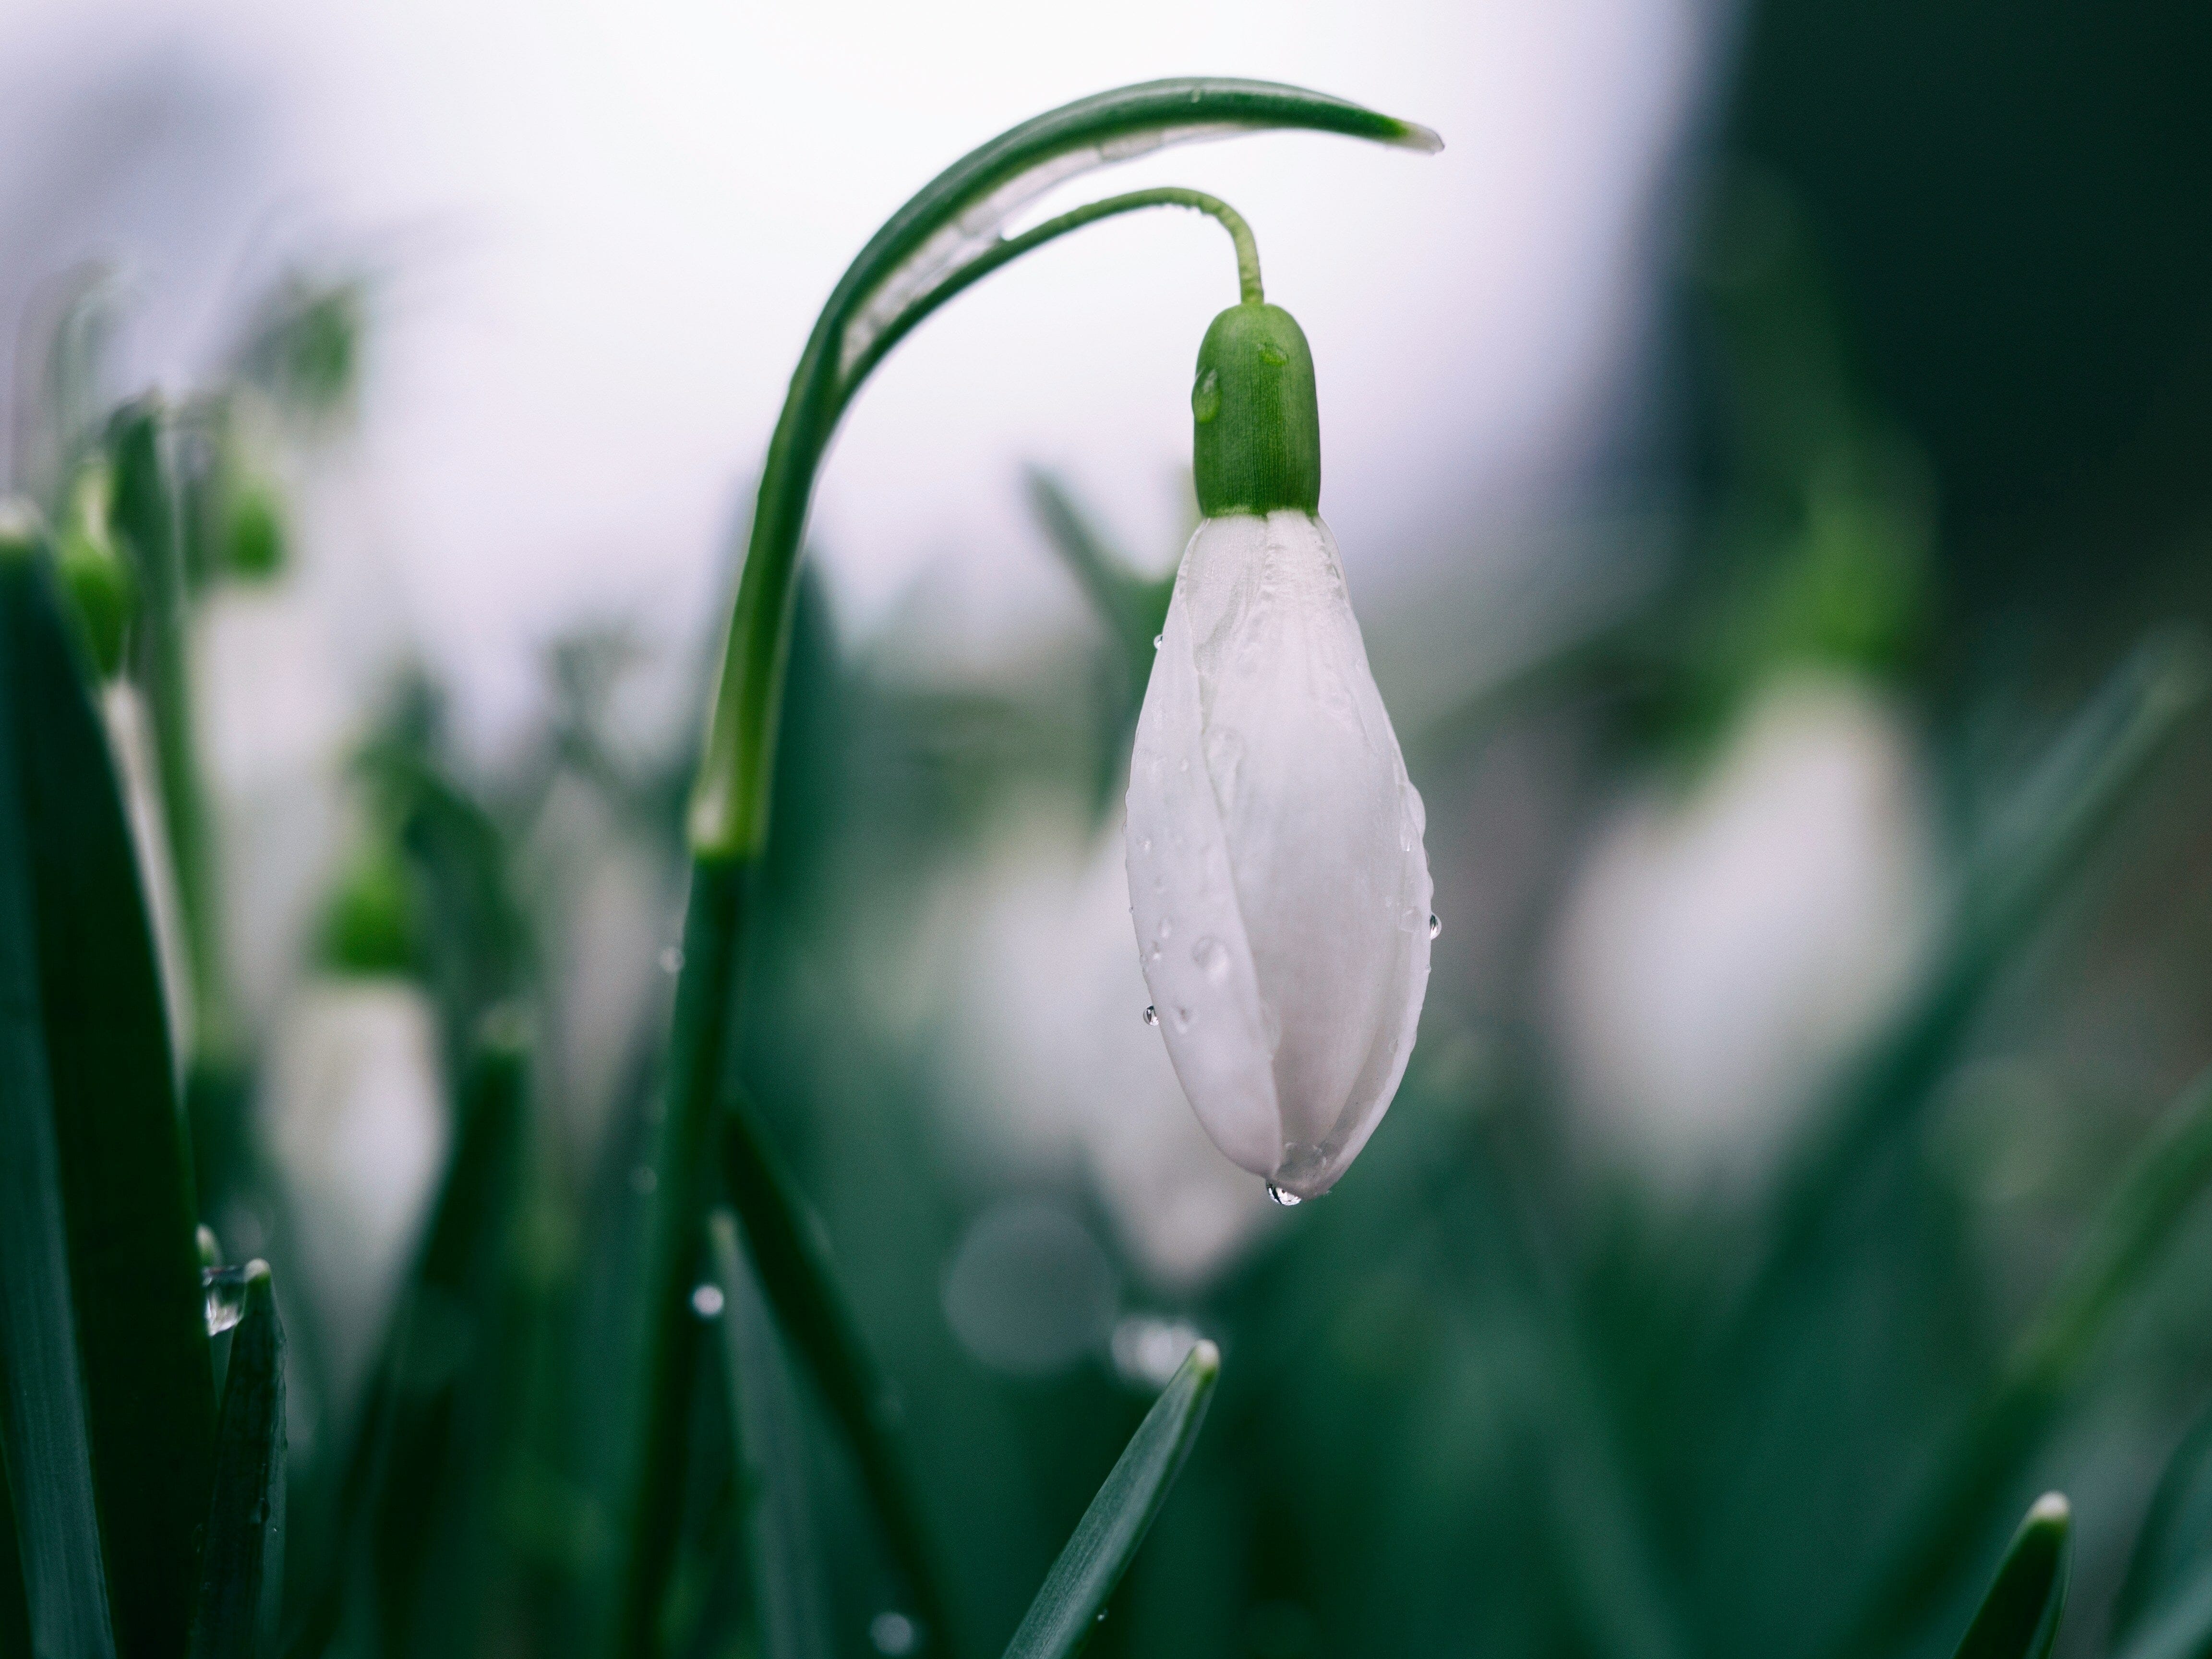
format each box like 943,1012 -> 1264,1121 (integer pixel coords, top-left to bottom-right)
0,0 -> 1718,754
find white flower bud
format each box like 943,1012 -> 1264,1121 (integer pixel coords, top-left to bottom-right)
1125,509 -> 1431,1201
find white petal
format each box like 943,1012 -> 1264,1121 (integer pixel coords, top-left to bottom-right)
1126,511 -> 1431,1197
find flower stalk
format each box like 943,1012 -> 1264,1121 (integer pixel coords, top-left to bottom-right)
623,78 -> 1438,1659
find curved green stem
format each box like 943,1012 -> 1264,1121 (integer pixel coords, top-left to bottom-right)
838,187 -> 1262,408
621,78 -> 1438,1659
687,75 -> 1438,866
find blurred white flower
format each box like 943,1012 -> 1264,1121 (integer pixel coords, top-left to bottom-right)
940,822 -> 1277,1290
264,975 -> 448,1397
1547,671 -> 1942,1185
1126,509 -> 1433,1202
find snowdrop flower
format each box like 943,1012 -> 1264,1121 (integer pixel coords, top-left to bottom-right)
1548,671 -> 1941,1186
1126,300 -> 1432,1202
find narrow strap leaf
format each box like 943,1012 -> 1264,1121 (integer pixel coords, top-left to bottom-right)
2110,1566 -> 2212,1659
707,1210 -> 832,1659
2,519 -> 210,1659
0,526 -> 118,1659
1741,631 -> 2207,1345
281,1022 -> 531,1659
2115,1407 -> 2212,1644
716,1094 -> 951,1650
1831,1066 -> 2212,1659
1001,1340 -> 1221,1659
1952,1494 -> 2069,1659
188,1262 -> 286,1659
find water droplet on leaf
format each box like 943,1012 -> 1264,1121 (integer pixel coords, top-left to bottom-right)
203,1266 -> 251,1335
630,1166 -> 658,1196
690,1283 -> 725,1319
1257,340 -> 1288,366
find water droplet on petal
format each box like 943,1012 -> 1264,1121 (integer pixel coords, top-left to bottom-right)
1156,916 -> 1173,941
1429,913 -> 1442,940
690,1283 -> 725,1319
1142,1005 -> 1159,1027
202,1266 -> 251,1335
1152,633 -> 1165,649
1171,1005 -> 1195,1032
1193,936 -> 1231,985
659,945 -> 685,974
1265,1183 -> 1302,1207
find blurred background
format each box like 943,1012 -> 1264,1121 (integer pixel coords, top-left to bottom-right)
6,0 -> 2212,1656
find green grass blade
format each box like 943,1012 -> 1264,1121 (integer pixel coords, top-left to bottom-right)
1743,631 -> 2207,1333
2110,1569 -> 2212,1659
2115,1407 -> 2212,1644
716,1094 -> 950,1650
0,520 -> 119,1659
613,865 -> 744,1659
1,515 -> 212,1659
1952,1494 -> 2069,1659
1832,1067 -> 2212,1659
188,1262 -> 286,1659
366,1024 -> 532,1659
282,1021 -> 532,1659
1001,1340 -> 1220,1659
707,1210 -> 831,1659
108,402 -> 230,1064
0,1443 -> 31,1659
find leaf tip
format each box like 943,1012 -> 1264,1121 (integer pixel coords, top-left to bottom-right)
1389,119 -> 1444,155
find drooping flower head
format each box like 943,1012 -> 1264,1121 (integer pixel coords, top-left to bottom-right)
1127,298 -> 1431,1202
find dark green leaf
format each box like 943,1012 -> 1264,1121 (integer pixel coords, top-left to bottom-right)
188,1263 -> 286,1659
707,1209 -> 831,1659
2110,1571 -> 2212,1659
284,1019 -> 533,1659
1952,1494 -> 2068,1659
0,509 -> 211,1659
109,400 -> 230,1062
716,1094 -> 950,1649
1833,1066 -> 2212,1659
1002,1339 -> 1221,1659
1745,630 -> 2208,1338
2116,1407 -> 2212,1645
0,514 -> 119,1659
